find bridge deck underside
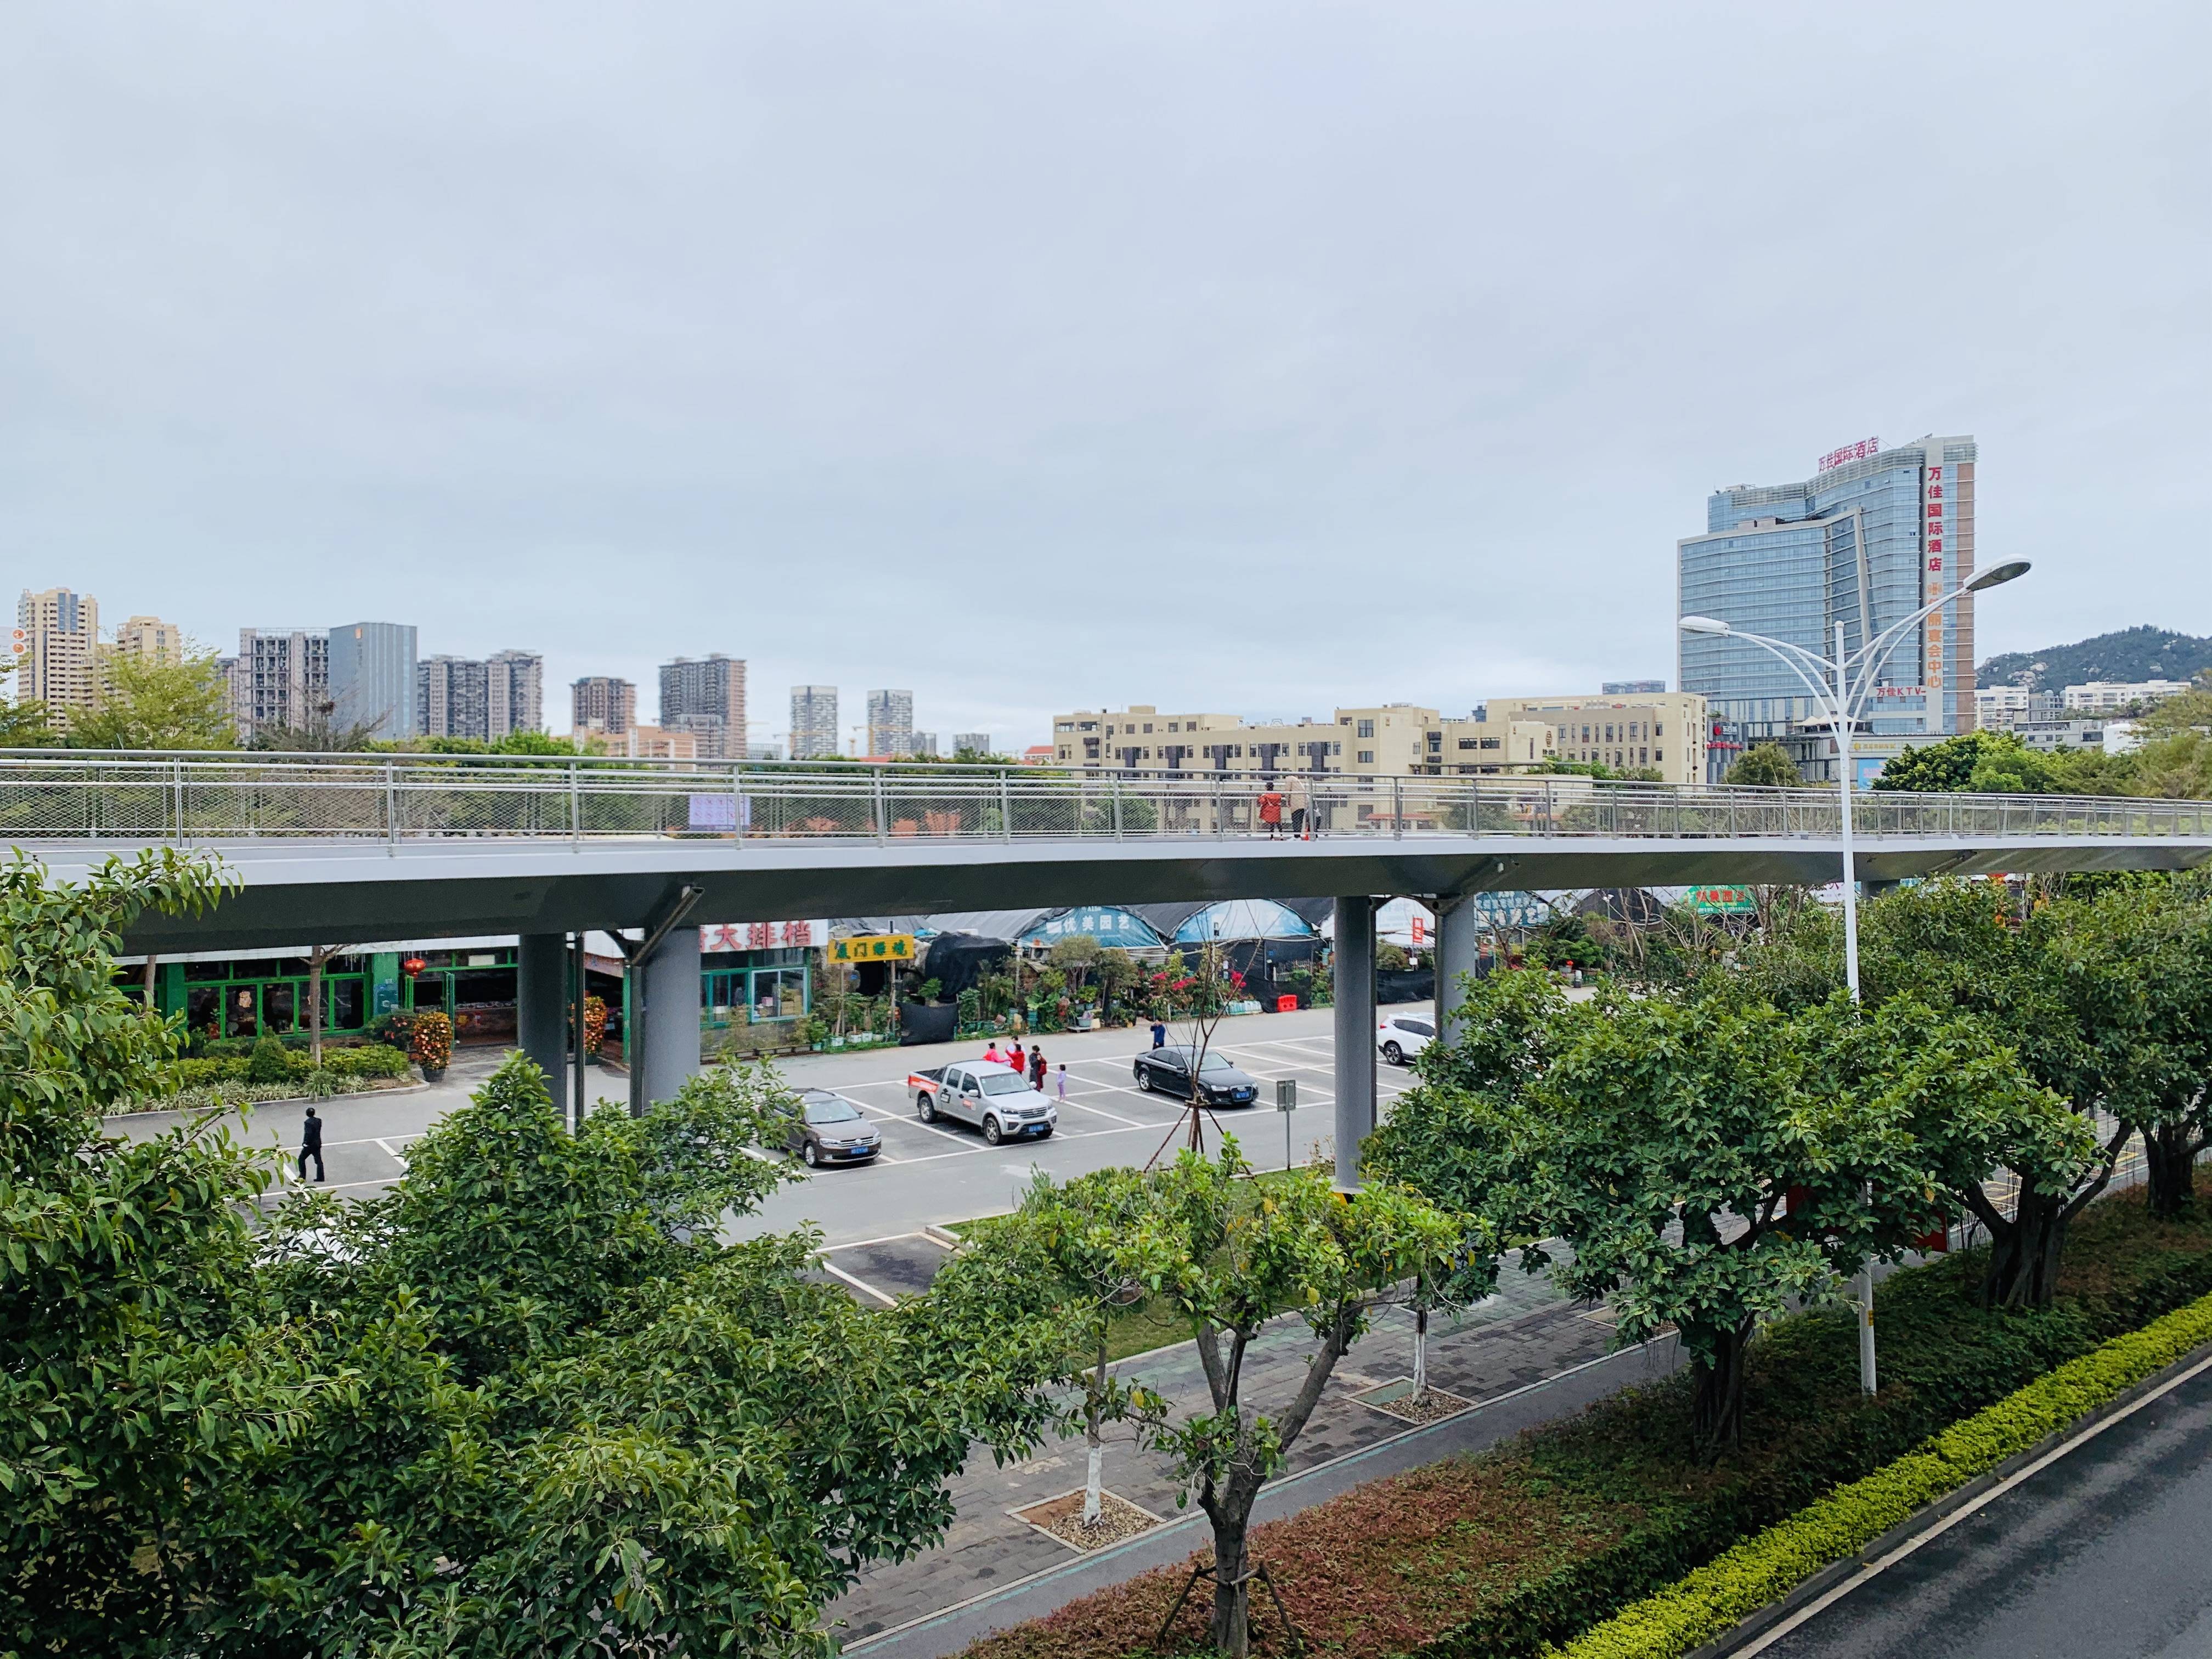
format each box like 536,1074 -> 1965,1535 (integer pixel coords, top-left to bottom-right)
24,833 -> 2211,954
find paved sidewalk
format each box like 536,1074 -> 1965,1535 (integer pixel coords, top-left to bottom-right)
831,1248 -> 1683,1656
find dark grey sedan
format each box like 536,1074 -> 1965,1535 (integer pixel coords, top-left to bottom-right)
783,1089 -> 883,1167
1132,1045 -> 1262,1107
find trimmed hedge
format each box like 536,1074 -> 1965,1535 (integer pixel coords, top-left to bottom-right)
165,1043 -> 411,1090
1560,1288 -> 2212,1659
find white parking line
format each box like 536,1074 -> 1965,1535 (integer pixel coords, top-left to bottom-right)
815,1257 -> 898,1306
374,1138 -> 408,1167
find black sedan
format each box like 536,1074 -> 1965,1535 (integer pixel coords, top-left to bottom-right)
783,1088 -> 883,1167
1132,1045 -> 1262,1107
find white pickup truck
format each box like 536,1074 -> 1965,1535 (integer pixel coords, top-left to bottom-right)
907,1059 -> 1059,1146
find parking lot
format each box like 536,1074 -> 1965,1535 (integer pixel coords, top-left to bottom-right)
109,1006 -> 1430,1294
759,1009 -> 1425,1296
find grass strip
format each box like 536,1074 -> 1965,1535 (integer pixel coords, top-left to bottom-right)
1556,1287 -> 2212,1659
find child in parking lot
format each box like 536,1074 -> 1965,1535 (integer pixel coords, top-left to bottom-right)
1056,1063 -> 1068,1100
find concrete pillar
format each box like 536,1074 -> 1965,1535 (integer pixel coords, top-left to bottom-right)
1434,894 -> 1485,1044
630,922 -> 703,1116
516,933 -> 568,1096
1332,895 -> 1377,1191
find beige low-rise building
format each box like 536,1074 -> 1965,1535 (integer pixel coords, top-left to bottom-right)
1481,691 -> 1707,785
1047,690 -> 1708,786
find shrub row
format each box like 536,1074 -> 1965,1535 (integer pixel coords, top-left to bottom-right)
168,1043 -> 412,1089
1560,1287 -> 2212,1659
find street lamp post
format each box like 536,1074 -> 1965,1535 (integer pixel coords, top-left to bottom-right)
1680,558 -> 2029,1393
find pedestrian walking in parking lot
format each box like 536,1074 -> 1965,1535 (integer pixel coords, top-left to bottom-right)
1056,1063 -> 1068,1099
1150,1018 -> 1167,1048
1028,1046 -> 1047,1088
1006,1038 -> 1025,1078
1257,783 -> 1285,838
298,1106 -> 325,1184
984,1041 -> 1004,1066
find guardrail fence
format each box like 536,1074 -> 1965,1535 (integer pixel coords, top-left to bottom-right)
3,754 -> 2208,847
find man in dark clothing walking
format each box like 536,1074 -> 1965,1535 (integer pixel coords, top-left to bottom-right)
1150,1019 -> 1168,1049
299,1106 -> 325,1183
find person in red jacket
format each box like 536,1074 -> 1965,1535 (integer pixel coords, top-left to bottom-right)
1257,785 -> 1285,839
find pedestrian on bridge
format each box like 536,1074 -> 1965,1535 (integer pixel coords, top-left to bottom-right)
1258,784 -> 1285,839
298,1107 -> 325,1184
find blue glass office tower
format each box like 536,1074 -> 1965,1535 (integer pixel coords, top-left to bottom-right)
329,620 -> 419,741
1677,435 -> 1978,760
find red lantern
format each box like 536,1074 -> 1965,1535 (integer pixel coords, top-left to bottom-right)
402,957 -> 428,975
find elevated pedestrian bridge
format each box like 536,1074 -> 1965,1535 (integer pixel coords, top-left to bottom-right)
14,751 -> 2211,1148
9,752 -> 2210,952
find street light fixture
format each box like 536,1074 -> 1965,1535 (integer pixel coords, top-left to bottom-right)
1680,559 -> 2031,1393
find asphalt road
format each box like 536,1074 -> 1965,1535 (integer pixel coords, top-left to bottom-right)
1754,1358 -> 2212,1659
105,1006 -> 1424,1251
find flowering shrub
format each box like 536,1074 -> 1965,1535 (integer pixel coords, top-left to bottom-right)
582,994 -> 608,1054
409,1009 -> 454,1072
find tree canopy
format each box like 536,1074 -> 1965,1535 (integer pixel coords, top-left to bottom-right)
1723,742 -> 1801,787
68,647 -> 235,750
2,852 -> 1071,1657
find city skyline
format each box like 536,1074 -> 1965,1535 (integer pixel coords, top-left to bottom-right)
4,5 -> 2202,747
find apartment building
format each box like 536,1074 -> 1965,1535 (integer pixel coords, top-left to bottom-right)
660,654 -> 747,758
114,616 -> 185,663
572,676 -> 637,737
487,650 -> 544,736
790,686 -> 839,758
227,628 -> 331,742
866,689 -> 916,759
15,588 -> 101,726
2061,679 -> 2193,712
953,731 -> 992,756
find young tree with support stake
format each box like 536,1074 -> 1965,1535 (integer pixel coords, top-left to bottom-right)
1002,1169 -> 1165,1530
1119,1142 -> 1464,1657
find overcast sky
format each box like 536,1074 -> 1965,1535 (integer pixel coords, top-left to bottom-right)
5,2 -> 2207,747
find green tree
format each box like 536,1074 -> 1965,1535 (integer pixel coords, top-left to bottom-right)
1515,990 -> 2058,1453
1003,1170 -> 1166,1529
69,647 -> 235,750
0,657 -> 57,746
1871,729 -> 2053,793
1723,742 -> 1801,787
1115,1146 -> 1463,1656
4,854 -> 1076,1656
0,848 -> 277,1650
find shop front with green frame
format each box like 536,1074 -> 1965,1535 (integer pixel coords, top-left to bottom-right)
156,954 -> 396,1043
700,946 -> 812,1031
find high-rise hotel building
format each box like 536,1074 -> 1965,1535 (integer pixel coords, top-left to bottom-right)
1678,435 -> 1979,754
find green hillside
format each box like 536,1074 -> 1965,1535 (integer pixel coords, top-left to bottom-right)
1977,625 -> 2212,691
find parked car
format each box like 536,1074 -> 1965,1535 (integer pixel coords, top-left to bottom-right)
1377,1012 -> 1435,1065
783,1087 -> 883,1167
907,1060 -> 1058,1145
1132,1045 -> 1261,1106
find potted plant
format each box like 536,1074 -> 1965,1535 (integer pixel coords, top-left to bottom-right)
409,1009 -> 454,1082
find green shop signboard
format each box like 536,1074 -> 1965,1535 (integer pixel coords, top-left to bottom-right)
1688,885 -> 1758,914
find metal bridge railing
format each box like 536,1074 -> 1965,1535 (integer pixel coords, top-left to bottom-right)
2,753 -> 2208,848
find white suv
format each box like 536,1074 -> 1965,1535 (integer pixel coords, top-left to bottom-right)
1377,1012 -> 1435,1065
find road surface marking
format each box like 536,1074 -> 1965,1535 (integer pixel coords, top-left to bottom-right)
374,1138 -> 408,1167
814,1256 -> 899,1306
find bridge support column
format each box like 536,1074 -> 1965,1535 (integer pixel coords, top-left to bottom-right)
630,923 -> 703,1117
1433,894 -> 1483,1044
1332,895 -> 1378,1192
516,933 -> 568,1096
